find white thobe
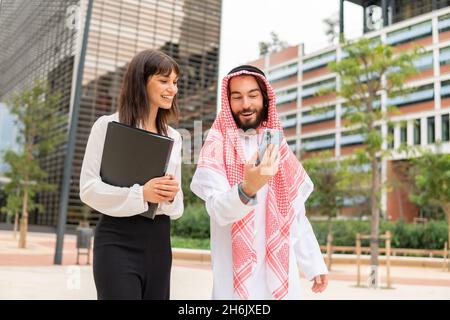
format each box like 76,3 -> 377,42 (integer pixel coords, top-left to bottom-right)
79,112 -> 183,220
190,133 -> 328,300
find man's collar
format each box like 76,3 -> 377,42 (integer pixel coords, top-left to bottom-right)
237,129 -> 260,137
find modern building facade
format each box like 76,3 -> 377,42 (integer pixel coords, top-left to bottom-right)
0,0 -> 221,227
0,0 -> 79,226
340,0 -> 450,34
248,5 -> 450,222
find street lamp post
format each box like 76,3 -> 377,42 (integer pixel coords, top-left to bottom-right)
54,0 -> 93,265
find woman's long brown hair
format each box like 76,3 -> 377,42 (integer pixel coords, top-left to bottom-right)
118,49 -> 180,136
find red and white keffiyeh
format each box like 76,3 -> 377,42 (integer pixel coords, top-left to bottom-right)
197,70 -> 313,300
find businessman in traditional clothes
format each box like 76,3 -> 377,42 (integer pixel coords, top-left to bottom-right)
190,65 -> 328,300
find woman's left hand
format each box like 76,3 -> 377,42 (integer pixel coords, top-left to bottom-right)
153,174 -> 179,202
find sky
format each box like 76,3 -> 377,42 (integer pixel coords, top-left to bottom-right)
218,0 -> 364,78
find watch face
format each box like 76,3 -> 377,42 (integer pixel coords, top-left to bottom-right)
256,129 -> 282,166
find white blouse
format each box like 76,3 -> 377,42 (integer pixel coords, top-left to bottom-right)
190,133 -> 328,300
79,112 -> 184,220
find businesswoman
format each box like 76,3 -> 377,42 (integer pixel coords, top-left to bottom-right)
79,49 -> 184,300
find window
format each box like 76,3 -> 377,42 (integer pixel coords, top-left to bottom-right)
427,117 -> 435,144
388,84 -> 434,107
301,134 -> 335,151
268,63 -> 298,82
400,124 -> 407,146
287,140 -> 297,151
302,78 -> 335,99
341,37 -> 380,59
441,80 -> 450,99
414,51 -> 433,71
276,88 -> 297,105
302,51 -> 336,72
439,47 -> 450,66
301,105 -> 336,125
341,130 -> 365,146
388,125 -> 394,149
386,20 -> 432,46
342,99 -> 381,116
343,196 -> 367,206
442,114 -> 450,142
438,13 -> 450,33
280,113 -> 297,128
414,119 -> 421,145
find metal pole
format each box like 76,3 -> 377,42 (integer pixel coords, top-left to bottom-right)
432,0 -> 438,11
444,241 -> 448,271
363,4 -> 367,34
356,233 -> 361,287
54,0 -> 93,265
381,0 -> 388,27
326,232 -> 333,271
339,0 -> 345,42
386,231 -> 391,288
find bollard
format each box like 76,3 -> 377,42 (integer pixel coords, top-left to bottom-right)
76,226 -> 93,265
385,231 -> 391,289
356,233 -> 361,287
326,233 -> 333,271
444,242 -> 449,272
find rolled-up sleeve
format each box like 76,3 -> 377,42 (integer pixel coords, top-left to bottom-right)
159,130 -> 184,220
79,116 -> 148,217
190,168 -> 257,226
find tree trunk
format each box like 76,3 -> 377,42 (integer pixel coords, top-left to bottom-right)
448,212 -> 450,260
13,211 -> 19,240
370,156 -> 380,288
18,188 -> 28,249
396,182 -> 404,220
444,204 -> 450,259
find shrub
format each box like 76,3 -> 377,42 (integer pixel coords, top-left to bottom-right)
310,218 -> 447,249
171,203 -> 210,239
171,203 -> 448,251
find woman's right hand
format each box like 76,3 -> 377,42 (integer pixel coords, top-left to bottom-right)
143,175 -> 180,203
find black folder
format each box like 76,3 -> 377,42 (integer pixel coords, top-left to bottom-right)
100,121 -> 174,219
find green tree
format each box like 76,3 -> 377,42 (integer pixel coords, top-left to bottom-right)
181,164 -> 203,207
408,148 -> 450,248
3,80 -> 67,248
303,151 -> 345,229
328,37 -> 419,287
258,31 -> 288,56
303,151 -> 371,268
303,151 -> 346,269
0,178 -> 22,239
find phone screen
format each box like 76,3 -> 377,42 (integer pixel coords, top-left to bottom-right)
256,129 -> 282,166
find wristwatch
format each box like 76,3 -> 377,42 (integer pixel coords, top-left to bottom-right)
238,182 -> 256,205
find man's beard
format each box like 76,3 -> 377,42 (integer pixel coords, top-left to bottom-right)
232,108 -> 266,131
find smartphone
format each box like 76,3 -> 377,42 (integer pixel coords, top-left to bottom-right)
256,129 -> 282,166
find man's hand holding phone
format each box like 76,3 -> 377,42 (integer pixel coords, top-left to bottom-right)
241,142 -> 280,198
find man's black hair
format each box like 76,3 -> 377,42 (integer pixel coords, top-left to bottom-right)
227,65 -> 266,77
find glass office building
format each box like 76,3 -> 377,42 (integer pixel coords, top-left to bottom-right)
339,0 -> 450,33
0,0 -> 222,227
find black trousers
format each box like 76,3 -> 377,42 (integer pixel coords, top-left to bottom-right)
93,214 -> 172,300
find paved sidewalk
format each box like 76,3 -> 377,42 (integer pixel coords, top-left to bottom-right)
0,230 -> 84,266
1,263 -> 450,300
1,230 -> 450,299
